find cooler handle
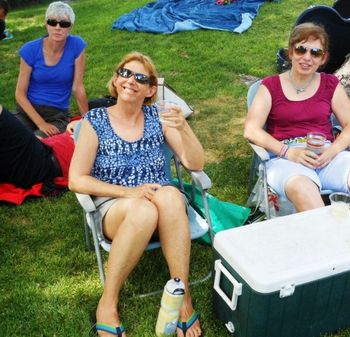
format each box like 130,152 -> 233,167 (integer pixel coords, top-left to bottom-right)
214,259 -> 242,311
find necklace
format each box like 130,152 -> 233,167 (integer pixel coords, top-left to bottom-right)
288,71 -> 315,94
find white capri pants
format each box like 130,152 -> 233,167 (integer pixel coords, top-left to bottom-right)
266,151 -> 350,198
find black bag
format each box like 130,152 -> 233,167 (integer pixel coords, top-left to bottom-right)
88,96 -> 116,110
276,48 -> 290,74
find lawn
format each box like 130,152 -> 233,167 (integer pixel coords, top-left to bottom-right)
2,0 -> 349,336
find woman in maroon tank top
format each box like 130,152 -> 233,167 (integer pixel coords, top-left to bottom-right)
244,23 -> 350,212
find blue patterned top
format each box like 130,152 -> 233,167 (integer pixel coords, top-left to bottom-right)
85,106 -> 169,187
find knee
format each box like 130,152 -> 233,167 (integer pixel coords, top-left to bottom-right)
285,177 -> 304,195
153,186 -> 185,209
125,199 -> 158,230
285,176 -> 318,200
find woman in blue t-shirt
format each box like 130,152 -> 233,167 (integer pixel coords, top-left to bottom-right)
69,52 -> 204,337
15,1 -> 88,138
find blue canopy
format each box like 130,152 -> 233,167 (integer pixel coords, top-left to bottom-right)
112,0 -> 266,34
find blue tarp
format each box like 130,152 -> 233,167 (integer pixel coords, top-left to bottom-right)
112,0 -> 266,34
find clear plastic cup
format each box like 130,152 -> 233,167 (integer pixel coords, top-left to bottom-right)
306,132 -> 326,155
155,100 -> 177,123
329,192 -> 350,218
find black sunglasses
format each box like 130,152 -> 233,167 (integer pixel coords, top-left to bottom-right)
294,45 -> 325,58
47,19 -> 72,28
117,68 -> 151,84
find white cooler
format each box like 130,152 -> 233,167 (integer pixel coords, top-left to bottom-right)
212,206 -> 350,337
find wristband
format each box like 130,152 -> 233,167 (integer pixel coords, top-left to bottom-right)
278,144 -> 289,159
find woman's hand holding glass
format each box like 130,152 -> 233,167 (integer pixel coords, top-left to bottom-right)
156,100 -> 185,130
313,146 -> 338,168
286,147 -> 320,169
287,145 -> 337,169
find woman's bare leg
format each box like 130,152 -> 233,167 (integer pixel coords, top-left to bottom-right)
285,175 -> 324,212
96,198 -> 158,337
152,186 -> 202,337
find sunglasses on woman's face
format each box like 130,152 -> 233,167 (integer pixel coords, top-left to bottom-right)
293,45 -> 325,58
47,19 -> 72,28
117,68 -> 151,84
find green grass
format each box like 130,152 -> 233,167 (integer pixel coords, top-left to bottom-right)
2,0 -> 350,336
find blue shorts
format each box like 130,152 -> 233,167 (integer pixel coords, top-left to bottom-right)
266,151 -> 350,198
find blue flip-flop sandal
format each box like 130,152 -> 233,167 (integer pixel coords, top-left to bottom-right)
95,322 -> 125,336
177,312 -> 204,336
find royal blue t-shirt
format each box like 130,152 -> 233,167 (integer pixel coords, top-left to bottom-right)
19,35 -> 87,111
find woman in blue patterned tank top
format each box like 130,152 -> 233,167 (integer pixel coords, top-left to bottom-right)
69,52 -> 204,337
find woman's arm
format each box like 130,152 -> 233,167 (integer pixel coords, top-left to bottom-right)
315,83 -> 350,168
244,84 -> 285,155
72,50 -> 89,116
69,119 -> 124,196
244,84 -> 321,168
15,58 -> 60,136
162,106 -> 204,171
69,119 -> 161,198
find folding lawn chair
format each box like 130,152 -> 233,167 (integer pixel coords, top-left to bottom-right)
245,81 -> 343,220
73,121 -> 213,287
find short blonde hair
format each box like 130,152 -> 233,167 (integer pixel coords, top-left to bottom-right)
45,1 -> 75,24
107,52 -> 158,105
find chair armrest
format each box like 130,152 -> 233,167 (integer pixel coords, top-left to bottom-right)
189,170 -> 212,190
249,142 -> 270,161
75,193 -> 97,213
173,156 -> 212,191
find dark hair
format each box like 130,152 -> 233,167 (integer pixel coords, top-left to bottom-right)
288,22 -> 329,52
0,0 -> 9,15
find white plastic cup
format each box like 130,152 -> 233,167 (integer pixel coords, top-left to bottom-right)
306,132 -> 326,155
329,192 -> 350,218
155,100 -> 178,123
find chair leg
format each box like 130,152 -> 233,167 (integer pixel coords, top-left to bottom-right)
201,190 -> 214,243
248,154 -> 259,194
261,163 -> 271,219
88,214 -> 106,286
83,211 -> 94,251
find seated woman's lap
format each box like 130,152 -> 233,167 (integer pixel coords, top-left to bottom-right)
92,186 -> 187,240
266,151 -> 350,197
94,196 -> 157,240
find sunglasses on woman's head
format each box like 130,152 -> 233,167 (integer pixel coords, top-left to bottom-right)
47,19 -> 72,28
117,68 -> 151,84
294,45 -> 325,58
